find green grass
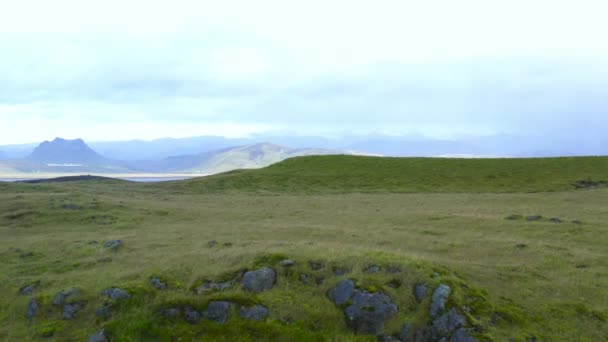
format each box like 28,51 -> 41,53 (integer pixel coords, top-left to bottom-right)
0,156 -> 607,341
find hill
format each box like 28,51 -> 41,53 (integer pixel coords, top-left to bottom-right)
27,138 -> 107,165
158,155 -> 608,193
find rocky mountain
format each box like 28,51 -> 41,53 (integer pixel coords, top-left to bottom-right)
27,138 -> 108,165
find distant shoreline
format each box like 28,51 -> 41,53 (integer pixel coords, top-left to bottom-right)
0,173 -> 208,180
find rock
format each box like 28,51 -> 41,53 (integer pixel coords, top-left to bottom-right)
160,307 -> 181,318
300,273 -> 311,284
328,279 -> 356,306
205,301 -> 231,324
505,214 -> 521,220
280,259 -> 296,267
26,298 -> 38,318
184,306 -> 202,324
334,267 -> 348,276
20,285 -> 35,295
549,217 -> 562,223
88,330 -> 109,342
386,266 -> 401,274
240,305 -> 269,321
223,242 -> 233,247
344,290 -> 399,335
378,335 -> 401,342
52,288 -> 78,306
242,267 -> 276,293
414,329 -> 429,342
151,277 -> 167,290
430,308 -> 467,338
365,265 -> 381,274
309,261 -> 324,270
526,215 -> 542,222
430,284 -> 451,318
63,303 -> 83,320
96,305 -> 111,318
216,281 -> 233,291
207,240 -> 217,248
399,323 -> 411,340
103,240 -> 123,251
102,287 -> 130,301
451,328 -> 477,342
414,284 -> 428,303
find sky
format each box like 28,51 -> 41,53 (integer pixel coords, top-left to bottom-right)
0,0 -> 607,145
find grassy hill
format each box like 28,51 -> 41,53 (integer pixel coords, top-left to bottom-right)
157,155 -> 608,194
0,156 -> 606,341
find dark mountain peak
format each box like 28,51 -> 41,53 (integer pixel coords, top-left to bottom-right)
27,138 -> 106,164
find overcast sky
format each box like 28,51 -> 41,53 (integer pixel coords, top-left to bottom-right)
0,0 -> 607,144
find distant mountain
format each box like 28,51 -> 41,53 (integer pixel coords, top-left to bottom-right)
27,138 -> 107,164
127,143 -> 353,174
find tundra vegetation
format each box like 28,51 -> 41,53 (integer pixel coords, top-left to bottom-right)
0,156 -> 606,341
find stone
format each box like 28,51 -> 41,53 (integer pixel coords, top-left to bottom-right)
242,267 -> 276,293
207,240 -> 217,248
344,290 -> 399,335
240,305 -> 269,321
365,265 -> 381,274
20,285 -> 35,295
205,301 -> 231,324
96,305 -> 112,318
309,261 -> 324,270
160,307 -> 181,318
280,259 -> 296,267
430,308 -> 467,338
430,284 -> 451,318
26,298 -> 38,318
328,279 -> 356,306
549,217 -> 562,223
151,277 -> 167,290
451,328 -> 477,342
414,283 -> 428,303
399,323 -> 411,340
103,240 -> 123,251
103,287 -> 130,301
526,215 -> 542,222
334,267 -> 348,276
378,335 -> 401,342
184,306 -> 202,324
52,288 -> 78,306
386,266 -> 401,274
88,330 -> 109,342
63,303 -> 83,320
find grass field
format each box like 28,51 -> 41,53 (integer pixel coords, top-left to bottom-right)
0,156 -> 606,341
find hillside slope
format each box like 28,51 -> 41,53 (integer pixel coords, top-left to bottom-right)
157,155 -> 608,193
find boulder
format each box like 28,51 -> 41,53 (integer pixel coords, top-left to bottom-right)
365,265 -> 381,274
414,284 -> 428,303
526,215 -> 542,222
398,323 -> 411,340
451,328 -> 477,342
52,288 -> 78,306
103,240 -> 123,251
242,267 -> 276,293
344,290 -> 399,334
334,267 -> 348,276
430,308 -> 467,338
309,261 -> 324,270
26,298 -> 38,318
20,285 -> 35,295
207,240 -> 217,248
102,287 -> 130,301
96,305 -> 112,318
205,301 -> 231,324
63,303 -> 83,320
88,330 -> 109,342
328,279 -> 355,306
151,277 -> 167,290
549,217 -> 562,223
280,259 -> 296,267
240,305 -> 269,321
430,284 -> 451,318
377,335 -> 401,342
160,307 -> 181,318
184,306 -> 202,324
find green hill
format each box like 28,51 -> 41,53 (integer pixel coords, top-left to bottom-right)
158,155 -> 608,193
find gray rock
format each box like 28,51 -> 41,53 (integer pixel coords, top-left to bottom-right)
205,301 -> 231,324
280,259 -> 296,267
20,285 -> 35,295
160,307 -> 181,318
88,330 -> 109,342
365,265 -> 381,274
151,277 -> 167,290
549,217 -> 562,223
328,279 -> 355,306
344,290 -> 399,334
526,215 -> 542,222
413,329 -> 429,342
451,328 -> 477,342
26,298 -> 38,318
430,284 -> 451,318
334,267 -> 348,276
378,335 -> 401,342
216,281 -> 233,291
399,323 -> 411,340
63,303 -> 83,320
207,240 -> 217,247
309,261 -> 324,270
414,284 -> 428,303
52,288 -> 78,306
102,287 -> 130,301
184,306 -> 202,324
430,308 -> 467,338
242,267 -> 276,293
240,305 -> 269,321
103,240 -> 123,251
96,305 -> 111,318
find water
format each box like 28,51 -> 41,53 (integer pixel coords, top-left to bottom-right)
0,177 -> 193,183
